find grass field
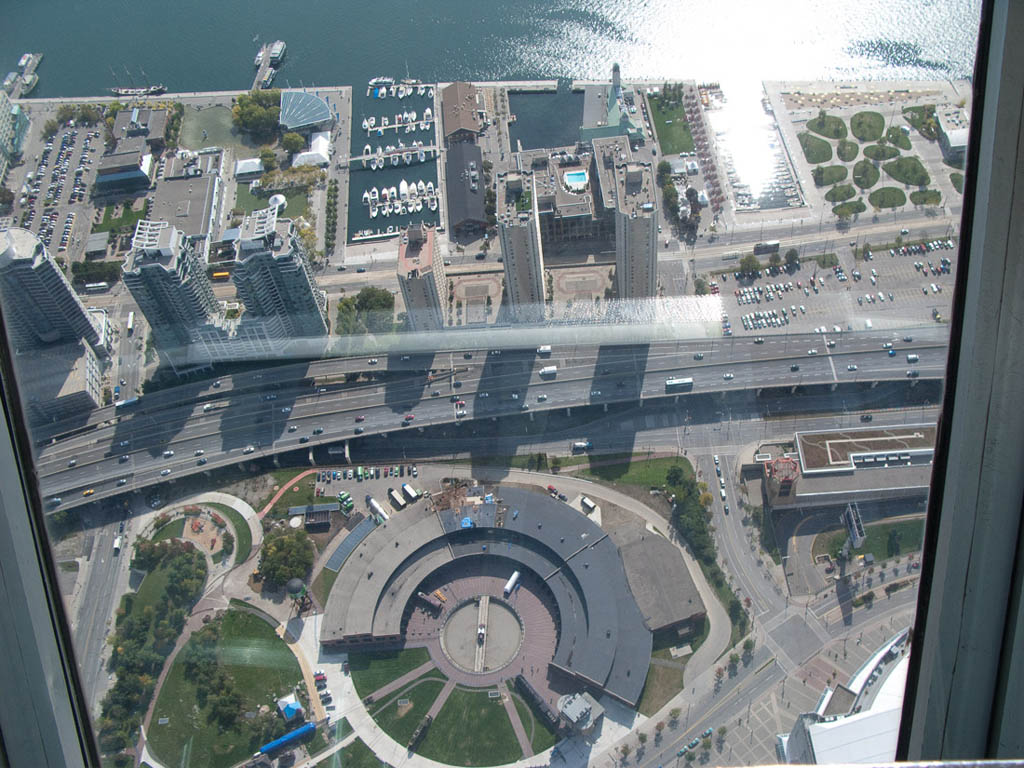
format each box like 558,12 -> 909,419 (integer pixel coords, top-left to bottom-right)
148,610 -> 301,768
813,165 -> 848,187
832,200 -> 867,217
863,144 -> 900,162
91,203 -> 147,234
798,132 -> 832,164
312,566 -> 339,607
909,189 -> 942,206
235,184 -> 309,218
648,100 -> 695,155
825,184 -> 856,203
507,684 -> 558,754
350,647 -> 432,699
806,113 -> 847,140
853,160 -> 880,189
259,468 -> 318,518
372,674 -> 447,748
151,517 -> 184,542
883,156 -> 931,186
837,140 -> 859,162
576,455 -> 694,487
637,620 -> 707,716
950,172 -> 964,194
417,687 -> 522,766
315,738 -> 386,768
886,126 -> 912,150
869,187 -> 907,209
850,111 -> 885,142
902,105 -> 938,140
179,105 -> 266,155
204,502 -> 252,565
812,517 -> 926,564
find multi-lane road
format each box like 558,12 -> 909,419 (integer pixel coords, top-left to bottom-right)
36,329 -> 948,510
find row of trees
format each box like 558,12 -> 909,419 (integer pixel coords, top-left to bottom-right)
324,179 -> 339,252
98,539 -> 207,754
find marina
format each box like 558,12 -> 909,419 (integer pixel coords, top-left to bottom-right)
252,40 -> 286,91
3,52 -> 43,99
357,140 -> 439,170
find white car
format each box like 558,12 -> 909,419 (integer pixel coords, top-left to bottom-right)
848,364 -> 858,371
807,349 -> 818,355
723,372 -> 734,380
160,469 -> 171,476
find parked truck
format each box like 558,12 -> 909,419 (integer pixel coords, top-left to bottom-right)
539,365 -> 557,377
537,345 -> 552,355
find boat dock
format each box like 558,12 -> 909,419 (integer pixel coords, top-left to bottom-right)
350,144 -> 440,170
252,44 -> 273,90
7,53 -> 43,99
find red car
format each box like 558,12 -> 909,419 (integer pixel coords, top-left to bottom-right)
547,485 -> 557,493
404,414 -> 415,421
455,400 -> 465,407
355,415 -> 365,422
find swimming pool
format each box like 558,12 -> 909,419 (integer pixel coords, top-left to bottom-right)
564,169 -> 589,191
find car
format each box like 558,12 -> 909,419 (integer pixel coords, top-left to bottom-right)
861,414 -> 874,422
288,424 -> 298,432
677,748 -> 689,757
354,415 -> 366,423
693,352 -> 704,360
719,477 -> 726,488
118,454 -> 129,463
299,436 -> 310,443
313,427 -> 324,434
264,393 -> 278,401
160,469 -> 171,476
882,342 -> 893,349
281,406 -> 292,413
537,394 -> 548,402
723,373 -> 734,380
431,390 -> 441,397
356,267 -> 366,273
489,349 -> 501,356
907,369 -> 920,377
904,335 -> 914,342
193,449 -> 205,457
807,349 -> 818,355
689,738 -> 700,749
889,349 -> 897,356
511,393 -> 519,400
355,427 -> 365,434
119,378 -> 127,386
243,445 -> 255,454
162,450 -> 174,458
754,337 -> 764,344
118,439 -> 131,447
702,728 -> 714,738
848,364 -> 858,371
67,458 -> 77,467
791,363 -> 800,371
197,457 -> 207,465
404,414 -> 415,421
337,264 -> 347,271
464,352 -> 473,359
212,380 -> 222,388
82,489 -> 95,497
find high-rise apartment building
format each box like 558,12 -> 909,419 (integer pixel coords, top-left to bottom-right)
397,225 -> 447,332
0,228 -> 101,352
0,90 -> 29,183
122,220 -> 220,367
231,206 -> 328,341
498,176 -> 546,322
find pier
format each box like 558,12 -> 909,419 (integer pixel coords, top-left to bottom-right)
7,53 -> 43,99
252,44 -> 274,91
350,144 -> 440,170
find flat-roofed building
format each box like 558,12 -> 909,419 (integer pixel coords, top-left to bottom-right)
231,206 -> 328,344
397,224 -> 447,332
149,171 -> 222,259
122,220 -> 220,367
936,105 -> 970,165
112,106 -> 169,151
440,81 -> 484,144
96,136 -> 153,194
519,147 -> 606,244
444,141 -> 488,234
0,228 -> 101,352
18,341 -> 102,423
497,174 -> 546,322
592,137 -> 658,299
234,157 -> 264,179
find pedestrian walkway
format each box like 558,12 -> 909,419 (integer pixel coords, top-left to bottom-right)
260,469 -> 319,517
502,689 -> 534,758
425,678 -> 456,719
277,623 -> 327,723
367,659 -> 437,702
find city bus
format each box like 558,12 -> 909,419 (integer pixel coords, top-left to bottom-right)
114,396 -> 140,409
126,311 -> 134,336
665,377 -> 694,393
211,271 -> 231,281
753,241 -> 780,256
84,282 -> 109,293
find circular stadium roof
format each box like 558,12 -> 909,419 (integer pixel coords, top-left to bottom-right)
279,91 -> 334,131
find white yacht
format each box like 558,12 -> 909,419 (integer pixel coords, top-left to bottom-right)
362,118 -> 369,131
362,190 -> 371,205
370,187 -> 379,203
424,107 -> 433,121
399,179 -> 409,199
417,148 -> 426,162
391,154 -> 401,166
417,179 -> 426,196
410,110 -> 417,122
404,152 -> 413,164
382,116 -> 389,127
370,204 -> 379,219
414,198 -> 423,212
428,196 -> 437,212
368,116 -> 376,128
427,87 -> 434,98
389,185 -> 398,200
426,181 -> 434,196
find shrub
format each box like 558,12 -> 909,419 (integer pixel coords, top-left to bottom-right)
825,184 -> 856,203
832,200 -> 867,218
812,165 -> 848,187
868,187 -> 907,209
806,111 -> 847,140
886,126 -> 912,150
864,144 -> 900,162
909,189 -> 942,206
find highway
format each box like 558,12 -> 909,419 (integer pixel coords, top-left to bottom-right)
36,328 -> 947,510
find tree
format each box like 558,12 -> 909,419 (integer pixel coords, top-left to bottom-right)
656,160 -> 673,187
739,254 -> 761,275
42,119 -> 60,139
715,666 -> 725,680
666,465 -> 685,487
717,726 -> 728,744
232,90 -> 282,135
685,186 -> 700,215
699,491 -> 714,508
693,277 -> 709,295
669,707 -> 682,723
637,732 -> 648,746
619,744 -> 631,759
281,132 -> 305,154
785,248 -> 800,267
769,252 -> 782,266
743,637 -> 755,654
655,721 -> 666,736
701,737 -> 712,753
258,528 -> 314,587
728,652 -> 741,669
0,186 -> 14,208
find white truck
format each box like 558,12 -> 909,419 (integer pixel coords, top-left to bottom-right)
539,365 -> 557,377
537,345 -> 552,355
572,441 -> 593,452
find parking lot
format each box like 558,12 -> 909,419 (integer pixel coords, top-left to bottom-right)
311,463 -> 425,512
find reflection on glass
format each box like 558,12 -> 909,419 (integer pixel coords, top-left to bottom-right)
0,1 -> 979,765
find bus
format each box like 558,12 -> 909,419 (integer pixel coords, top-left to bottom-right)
665,377 -> 694,393
84,282 -> 109,293
211,271 -> 231,281
753,241 -> 780,256
114,396 -> 140,409
126,311 -> 135,336
387,488 -> 406,510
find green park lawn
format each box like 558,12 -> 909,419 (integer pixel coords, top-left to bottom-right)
869,187 -> 908,209
235,184 -> 309,218
825,184 -> 857,203
813,165 -> 848,187
883,156 -> 931,186
950,172 -> 964,194
576,456 -> 694,487
349,647 -> 432,699
507,684 -> 558,754
798,132 -> 832,164
850,111 -> 885,142
902,105 -> 938,139
316,738 -> 382,768
151,517 -> 185,542
148,610 -> 302,768
853,160 -> 880,189
204,502 -> 253,565
806,113 -> 847,140
886,126 -> 912,150
91,203 -> 147,234
812,517 -> 926,563
863,144 -> 900,162
832,200 -> 867,217
417,687 -> 522,766
372,674 -> 447,748
648,100 -> 695,155
909,189 -> 942,206
837,140 -> 859,162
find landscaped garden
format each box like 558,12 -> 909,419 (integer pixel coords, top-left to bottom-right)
902,104 -> 938,139
417,687 -> 522,766
832,200 -> 867,217
837,139 -> 859,162
806,112 -> 847,140
883,156 -> 931,186
850,111 -> 885,142
825,184 -> 857,203
869,187 -> 908,209
649,98 -> 695,155
235,184 -> 309,218
798,132 -> 832,164
812,165 -> 848,187
863,144 -> 900,162
910,189 -> 942,206
886,126 -> 912,150
349,647 -> 432,699
950,172 -> 964,193
371,673 -> 447,747
853,160 -> 880,189
812,518 -> 925,564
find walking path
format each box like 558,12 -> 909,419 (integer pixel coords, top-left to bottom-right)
260,469 -> 319,517
367,660 -> 437,702
501,689 -> 534,758
425,678 -> 456,719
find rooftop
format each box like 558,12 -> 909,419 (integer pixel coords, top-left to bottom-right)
592,136 -> 656,217
98,136 -> 148,174
149,173 -> 218,240
796,424 -> 936,473
440,81 -> 483,138
113,107 -> 168,142
444,141 -> 487,228
20,342 -> 97,403
125,221 -> 182,270
515,146 -> 596,222
279,90 -> 335,131
398,224 -> 437,275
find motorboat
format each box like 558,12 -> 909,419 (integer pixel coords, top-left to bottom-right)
391,154 -> 401,166
414,199 -> 423,212
369,76 -> 395,87
399,179 -> 409,199
417,148 -> 426,162
410,110 -> 417,122
382,116 -> 389,127
362,190 -> 371,205
428,196 -> 437,212
417,85 -> 426,96
417,179 -> 426,196
370,187 -> 379,202
427,87 -> 434,98
363,144 -> 372,156
419,121 -> 428,131
254,50 -> 264,67
362,118 -> 369,131
426,181 -> 434,196
424,107 -> 432,121
404,152 -> 413,164
370,205 -> 378,219
389,186 -> 397,200
368,116 -> 376,128
381,187 -> 390,202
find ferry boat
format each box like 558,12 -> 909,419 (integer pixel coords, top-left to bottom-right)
260,69 -> 276,89
254,50 -> 264,68
110,84 -> 167,97
20,73 -> 38,96
369,76 -> 395,87
268,40 -> 287,65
